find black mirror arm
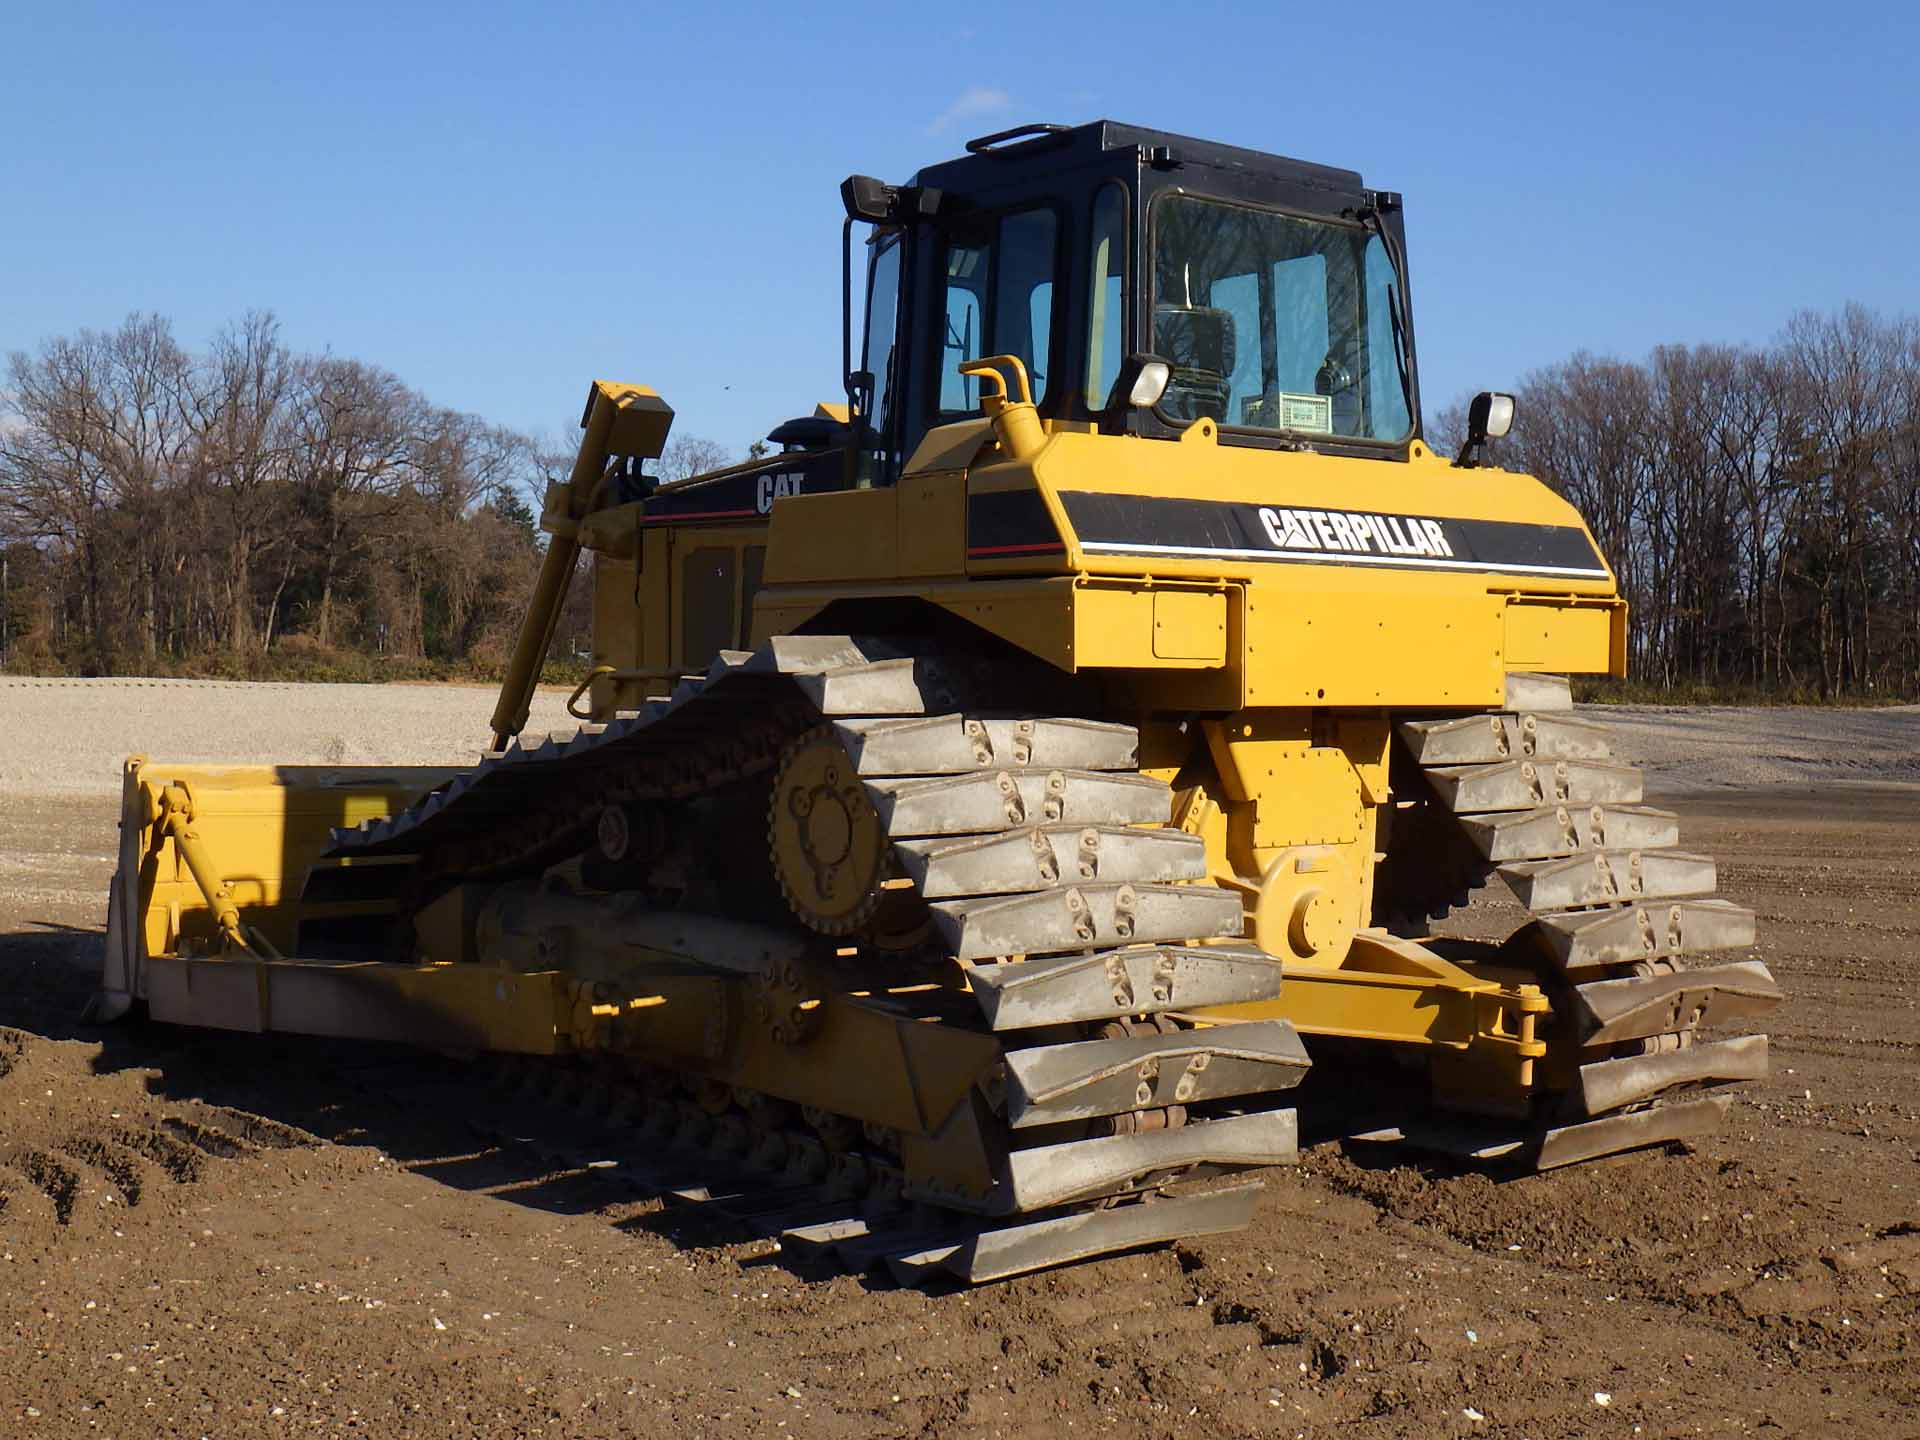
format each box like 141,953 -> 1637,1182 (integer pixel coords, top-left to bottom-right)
840,217 -> 857,423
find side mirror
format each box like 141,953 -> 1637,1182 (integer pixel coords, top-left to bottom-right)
840,175 -> 896,224
1099,353 -> 1173,426
839,176 -> 946,225
1454,390 -> 1515,468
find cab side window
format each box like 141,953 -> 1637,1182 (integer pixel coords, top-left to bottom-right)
937,206 -> 1058,414
940,243 -> 988,411
863,233 -> 903,442
994,209 -> 1055,403
1083,183 -> 1127,409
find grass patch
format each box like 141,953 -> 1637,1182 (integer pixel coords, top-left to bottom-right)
3,643 -> 592,689
1573,677 -> 1915,706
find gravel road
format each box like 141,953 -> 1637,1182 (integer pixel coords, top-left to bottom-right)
2,676 -> 1914,800
1597,702 -> 1920,792
0,677 -> 574,798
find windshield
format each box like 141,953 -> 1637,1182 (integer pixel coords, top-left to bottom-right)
1151,194 -> 1412,442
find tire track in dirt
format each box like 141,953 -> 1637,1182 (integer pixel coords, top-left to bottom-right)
108,1122 -> 207,1183
0,1027 -> 324,1256
57,1135 -> 145,1206
10,1149 -> 81,1224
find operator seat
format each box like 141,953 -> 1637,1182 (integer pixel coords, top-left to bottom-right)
1153,305 -> 1235,423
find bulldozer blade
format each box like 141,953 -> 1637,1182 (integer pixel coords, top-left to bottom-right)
866,769 -> 1172,837
1525,897 -> 1757,969
1003,1108 -> 1296,1211
1504,672 -> 1573,711
965,946 -> 1282,1030
893,824 -> 1206,898
1499,849 -> 1716,912
932,884 -> 1244,960
1565,959 -> 1782,1045
1533,1093 -> 1732,1169
1460,803 -> 1680,862
1004,1019 -> 1309,1128
833,714 -> 1138,776
109,757 -> 462,991
1397,711 -> 1612,766
1425,758 -> 1643,814
887,1181 -> 1265,1285
94,873 -> 140,1023
1568,1034 -> 1769,1117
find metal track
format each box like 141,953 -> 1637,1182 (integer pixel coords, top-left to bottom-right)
357,1052 -> 1268,1290
1391,674 -> 1782,1165
322,636 -> 1308,1279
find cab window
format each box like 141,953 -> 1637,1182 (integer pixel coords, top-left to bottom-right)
862,233 -> 902,441
1083,183 -> 1127,408
940,243 -> 988,410
1151,193 -> 1413,441
937,206 -> 1058,414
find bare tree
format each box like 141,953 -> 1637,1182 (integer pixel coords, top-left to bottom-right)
190,312 -> 299,653
0,311 -> 549,675
0,315 -> 200,668
657,436 -> 734,483
1488,304 -> 1919,697
288,357 -> 416,647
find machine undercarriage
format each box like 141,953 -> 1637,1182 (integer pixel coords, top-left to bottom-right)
102,635 -> 1779,1281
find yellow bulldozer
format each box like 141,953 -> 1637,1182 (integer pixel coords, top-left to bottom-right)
95,121 -> 1780,1283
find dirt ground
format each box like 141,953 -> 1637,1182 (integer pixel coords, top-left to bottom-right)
2,682 -> 1917,1438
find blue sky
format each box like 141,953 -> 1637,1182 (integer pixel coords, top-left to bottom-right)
4,1 -> 1916,456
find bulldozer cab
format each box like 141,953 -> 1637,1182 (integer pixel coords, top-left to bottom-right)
844,119 -> 1422,483
529,122 -> 1432,695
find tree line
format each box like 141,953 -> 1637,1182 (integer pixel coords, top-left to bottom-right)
5,305 -> 1916,698
1446,304 -> 1920,698
0,313 -> 730,678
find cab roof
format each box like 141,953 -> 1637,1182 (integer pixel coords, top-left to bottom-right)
910,120 -> 1367,200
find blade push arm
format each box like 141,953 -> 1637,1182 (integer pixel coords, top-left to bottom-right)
489,381 -> 673,750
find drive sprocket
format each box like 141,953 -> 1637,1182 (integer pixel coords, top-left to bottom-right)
768,725 -> 888,935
